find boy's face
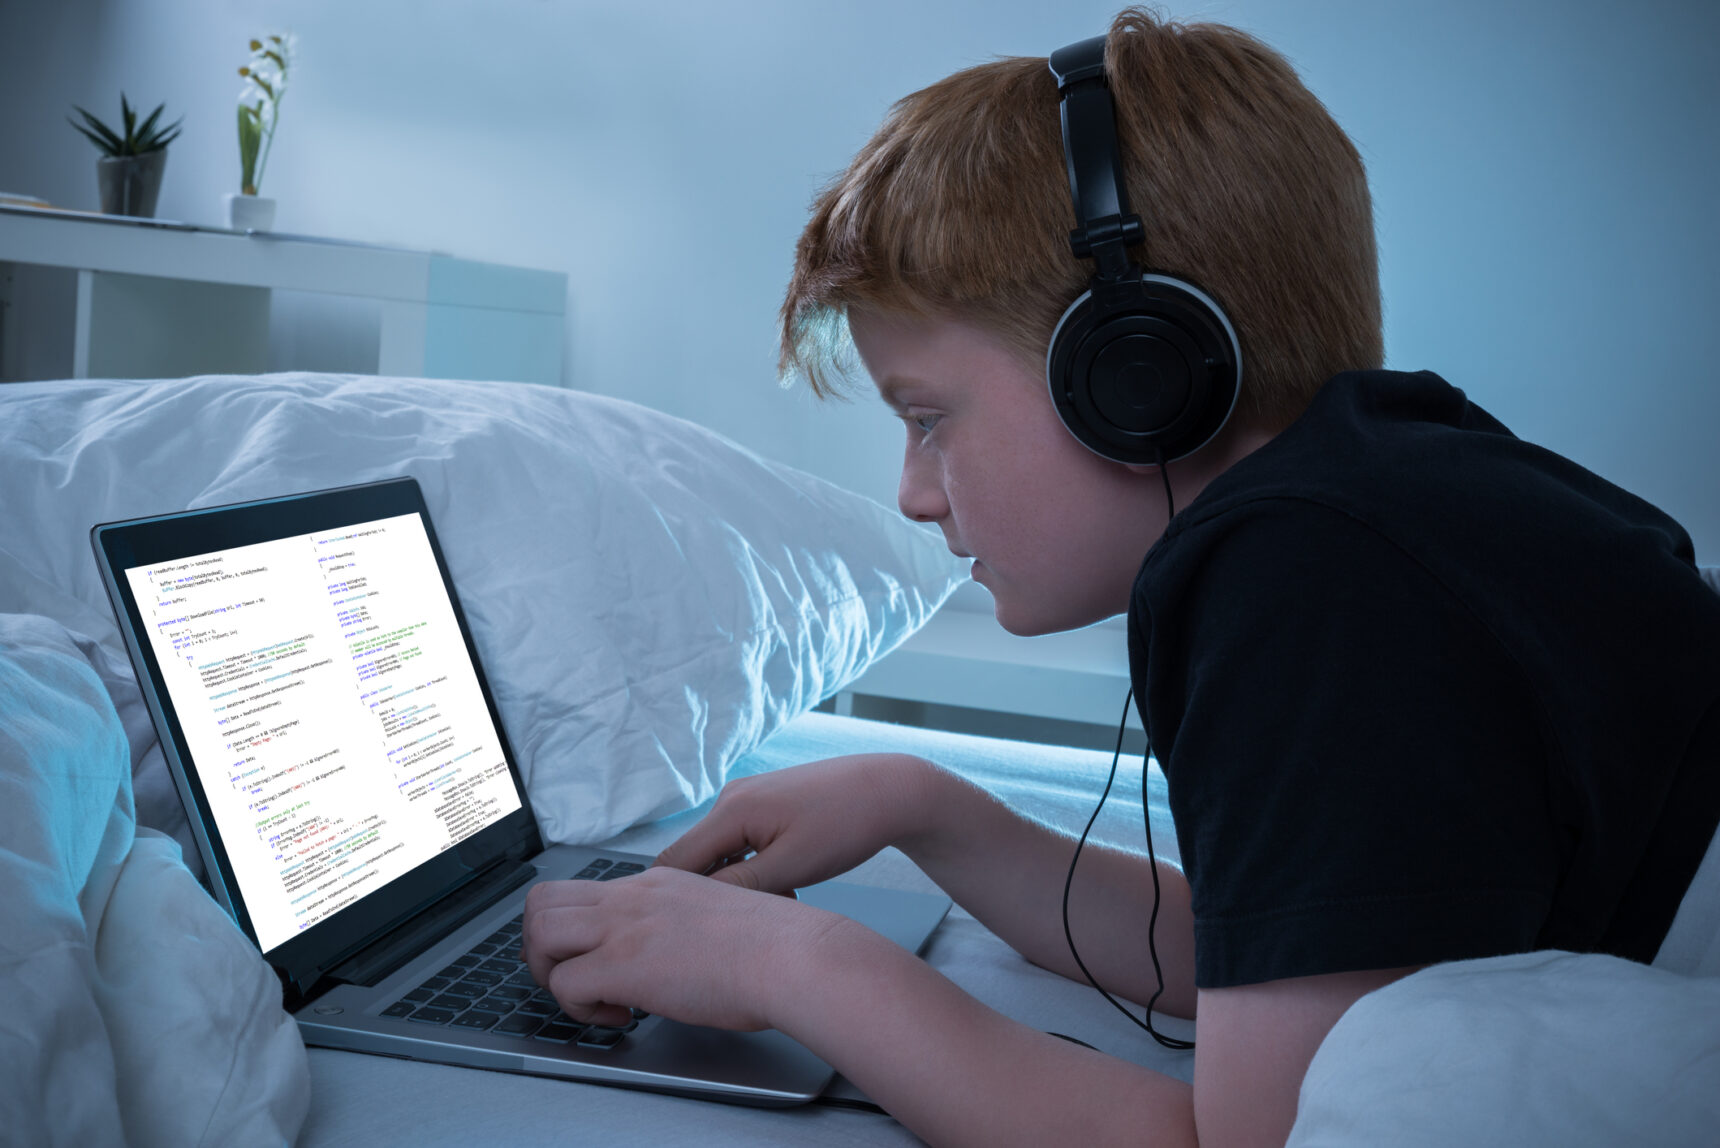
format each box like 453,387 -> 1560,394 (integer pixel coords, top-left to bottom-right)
849,307 -> 1173,636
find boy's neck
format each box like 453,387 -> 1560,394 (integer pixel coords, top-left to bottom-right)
1153,422 -> 1279,515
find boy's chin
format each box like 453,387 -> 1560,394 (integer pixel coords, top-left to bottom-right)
990,596 -> 1105,638
970,569 -> 1119,636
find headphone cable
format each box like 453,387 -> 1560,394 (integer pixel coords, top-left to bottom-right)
1060,688 -> 1194,1051
1058,449 -> 1194,1052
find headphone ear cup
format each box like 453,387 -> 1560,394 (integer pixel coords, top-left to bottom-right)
1047,274 -> 1241,465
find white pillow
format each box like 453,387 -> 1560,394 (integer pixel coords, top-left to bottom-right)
0,374 -> 964,852
1287,951 -> 1720,1148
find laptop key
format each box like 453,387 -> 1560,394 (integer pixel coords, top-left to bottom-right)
576,1028 -> 625,1049
422,976 -> 452,992
533,1022 -> 585,1043
588,858 -> 613,870
611,861 -> 646,874
444,983 -> 487,999
492,1014 -> 545,1038
381,1001 -> 417,1018
490,986 -> 531,1001
505,971 -> 539,987
437,965 -> 466,979
484,930 -> 513,945
596,869 -> 632,881
410,1007 -> 458,1025
590,1018 -> 638,1033
516,1000 -> 557,1017
401,988 -> 433,1003
479,958 -> 516,973
452,954 -> 480,968
451,1012 -> 499,1030
431,994 -> 473,1011
461,970 -> 502,986
573,867 -> 603,880
469,998 -> 513,1014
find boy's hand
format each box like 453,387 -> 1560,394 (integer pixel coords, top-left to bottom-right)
654,754 -> 936,894
519,866 -> 851,1031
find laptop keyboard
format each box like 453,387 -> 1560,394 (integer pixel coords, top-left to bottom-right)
379,858 -> 648,1049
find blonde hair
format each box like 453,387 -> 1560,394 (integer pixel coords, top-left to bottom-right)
779,6 -> 1382,431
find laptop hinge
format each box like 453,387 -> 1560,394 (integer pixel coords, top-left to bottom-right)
324,858 -> 538,989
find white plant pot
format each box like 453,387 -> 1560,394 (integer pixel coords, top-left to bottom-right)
225,193 -> 276,232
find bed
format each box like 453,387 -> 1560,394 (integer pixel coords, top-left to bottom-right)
3,373 -> 1717,1147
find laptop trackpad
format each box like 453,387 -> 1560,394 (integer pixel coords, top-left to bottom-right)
796,881 -> 951,956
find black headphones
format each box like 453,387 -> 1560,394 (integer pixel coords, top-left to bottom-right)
1046,35 -> 1242,466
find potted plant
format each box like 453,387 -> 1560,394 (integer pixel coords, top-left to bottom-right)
68,95 -> 182,218
228,34 -> 293,232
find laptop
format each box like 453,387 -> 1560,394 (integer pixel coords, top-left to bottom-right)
91,476 -> 950,1106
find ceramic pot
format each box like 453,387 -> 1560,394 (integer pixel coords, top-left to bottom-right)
225,192 -> 277,232
97,150 -> 168,218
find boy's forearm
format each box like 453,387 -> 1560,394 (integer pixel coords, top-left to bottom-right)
895,762 -> 1197,1019
771,917 -> 1198,1148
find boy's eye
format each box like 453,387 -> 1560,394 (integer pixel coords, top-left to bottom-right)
908,412 -> 941,434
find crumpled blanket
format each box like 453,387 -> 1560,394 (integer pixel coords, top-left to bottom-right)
0,613 -> 308,1147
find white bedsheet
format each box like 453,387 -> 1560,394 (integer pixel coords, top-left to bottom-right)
7,614 -> 1717,1146
299,710 -> 1720,1146
298,712 -> 1194,1147
0,608 -> 1194,1147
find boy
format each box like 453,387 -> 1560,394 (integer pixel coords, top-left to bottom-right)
522,9 -> 1720,1145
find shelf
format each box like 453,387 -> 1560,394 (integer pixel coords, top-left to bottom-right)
0,205 -> 566,385
844,608 -> 1139,730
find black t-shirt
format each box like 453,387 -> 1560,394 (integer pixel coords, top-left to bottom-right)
1128,369 -> 1720,989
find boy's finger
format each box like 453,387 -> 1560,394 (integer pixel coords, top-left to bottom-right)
703,854 -> 796,897
522,904 -> 605,986
545,961 -> 633,1028
655,816 -> 756,874
526,877 -> 604,911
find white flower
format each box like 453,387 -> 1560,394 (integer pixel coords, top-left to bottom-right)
240,32 -> 293,104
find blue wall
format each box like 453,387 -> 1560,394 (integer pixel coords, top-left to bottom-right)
3,0 -> 1716,560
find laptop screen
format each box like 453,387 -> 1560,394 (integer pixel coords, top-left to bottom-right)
95,481 -> 535,974
123,509 -> 522,952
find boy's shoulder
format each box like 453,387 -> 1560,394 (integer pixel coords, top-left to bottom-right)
1137,365 -> 1713,688
1135,364 -> 1719,722
1159,367 -> 1691,568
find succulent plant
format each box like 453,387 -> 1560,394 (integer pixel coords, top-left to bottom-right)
69,94 -> 183,157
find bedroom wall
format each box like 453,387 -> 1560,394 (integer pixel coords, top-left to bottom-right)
2,0 -> 1717,568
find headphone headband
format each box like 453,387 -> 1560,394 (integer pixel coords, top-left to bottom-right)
1044,33 -> 1243,466
1049,36 -> 1143,272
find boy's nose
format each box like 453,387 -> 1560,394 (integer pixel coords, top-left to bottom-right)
897,455 -> 948,524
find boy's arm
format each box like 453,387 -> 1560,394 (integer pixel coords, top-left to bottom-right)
897,763 -> 1197,1021
658,754 -> 1197,1019
775,922 -> 1198,1148
1190,966 -> 1423,1148
523,862 -> 1419,1147
776,920 -> 1419,1148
